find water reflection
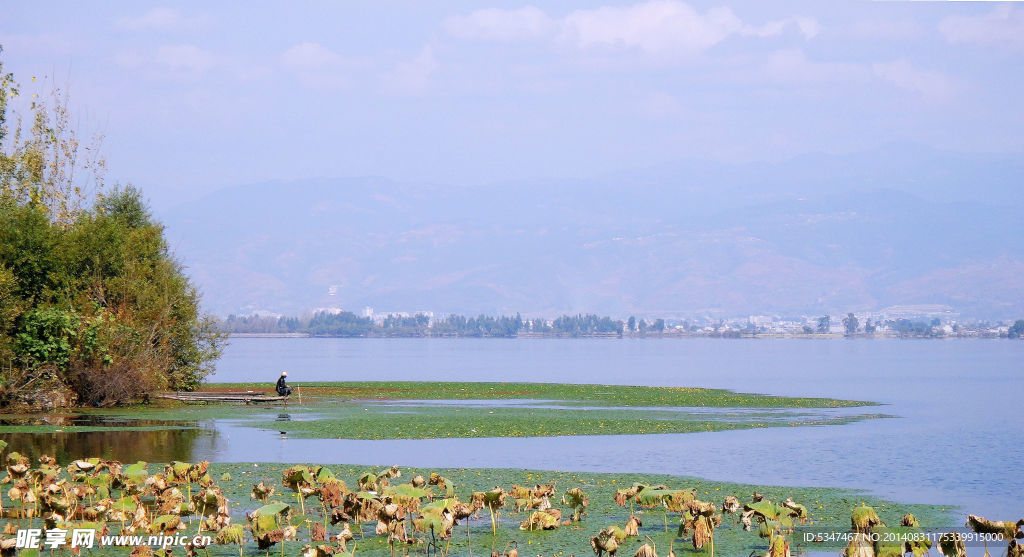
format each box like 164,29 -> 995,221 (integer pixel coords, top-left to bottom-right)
2,425 -> 216,464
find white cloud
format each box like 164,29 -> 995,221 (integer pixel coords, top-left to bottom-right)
873,60 -> 955,104
444,1 -> 818,58
444,6 -> 555,41
156,44 -> 215,73
939,5 -> 1024,49
281,42 -> 342,69
116,8 -> 208,31
561,3 -> 742,54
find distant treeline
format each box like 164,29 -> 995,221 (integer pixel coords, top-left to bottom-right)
220,312 -> 627,338
221,312 -> 1024,340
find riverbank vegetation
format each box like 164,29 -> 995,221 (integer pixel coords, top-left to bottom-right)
0,452 -> 969,557
0,54 -> 222,410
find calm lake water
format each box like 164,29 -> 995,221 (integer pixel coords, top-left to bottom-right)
206,337 -> 1024,520
5,337 -> 1021,523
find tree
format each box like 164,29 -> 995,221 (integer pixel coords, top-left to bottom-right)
842,313 -> 859,336
627,316 -> 636,332
652,319 -> 665,332
816,316 -> 830,334
864,319 -> 876,334
0,56 -> 222,408
1009,320 -> 1024,339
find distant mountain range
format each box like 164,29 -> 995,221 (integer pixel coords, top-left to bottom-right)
161,144 -> 1024,319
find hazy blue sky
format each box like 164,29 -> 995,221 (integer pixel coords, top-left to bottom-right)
2,1 -> 1022,207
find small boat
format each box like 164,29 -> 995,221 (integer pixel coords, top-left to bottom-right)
157,391 -> 289,404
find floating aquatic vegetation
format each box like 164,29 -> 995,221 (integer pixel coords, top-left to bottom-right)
722,495 -> 740,514
301,542 -> 341,557
0,450 -> 960,557
591,526 -> 622,557
624,515 -> 642,537
428,472 -> 450,493
150,514 -> 185,535
413,501 -> 455,540
249,502 -> 293,550
938,532 -> 966,557
472,487 -> 507,535
851,504 -> 882,533
966,515 -> 1024,539
634,540 -> 657,557
5,451 -> 30,479
335,522 -> 354,552
252,480 -> 275,502
765,532 -> 791,557
358,472 -> 384,492
563,487 -> 589,522
215,523 -> 245,545
520,509 -> 561,531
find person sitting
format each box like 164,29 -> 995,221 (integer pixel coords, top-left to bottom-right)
276,371 -> 292,397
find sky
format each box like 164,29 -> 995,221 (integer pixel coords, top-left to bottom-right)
2,1 -> 1023,209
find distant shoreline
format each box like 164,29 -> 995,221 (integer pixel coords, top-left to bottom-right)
227,331 -> 1017,339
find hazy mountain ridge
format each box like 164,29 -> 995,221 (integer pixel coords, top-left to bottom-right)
163,146 -> 1024,319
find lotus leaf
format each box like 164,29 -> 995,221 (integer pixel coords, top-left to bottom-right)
938,532 -> 966,557
284,465 -> 315,490
636,488 -> 675,509
150,514 -> 183,534
966,515 -> 1024,538
520,510 -> 560,531
563,487 -> 589,521
851,505 -> 882,533
630,543 -> 654,557
166,461 -> 191,481
250,502 -> 292,532
766,533 -> 791,557
215,524 -> 245,545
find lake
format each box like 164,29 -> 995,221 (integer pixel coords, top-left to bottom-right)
203,337 -> 1024,520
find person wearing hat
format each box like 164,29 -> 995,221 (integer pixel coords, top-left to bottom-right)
276,371 -> 292,397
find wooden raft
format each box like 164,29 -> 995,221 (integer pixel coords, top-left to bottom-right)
157,391 -> 288,404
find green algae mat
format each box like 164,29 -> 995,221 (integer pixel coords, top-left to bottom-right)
0,381 -> 881,440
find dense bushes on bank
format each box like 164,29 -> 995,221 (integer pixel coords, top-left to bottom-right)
0,52 -> 222,409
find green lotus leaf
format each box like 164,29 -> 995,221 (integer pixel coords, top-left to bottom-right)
421,498 -> 456,512
636,488 -> 675,508
150,514 -> 182,534
315,467 -> 337,483
386,484 -> 428,499
215,524 -> 245,545
251,502 -> 292,532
